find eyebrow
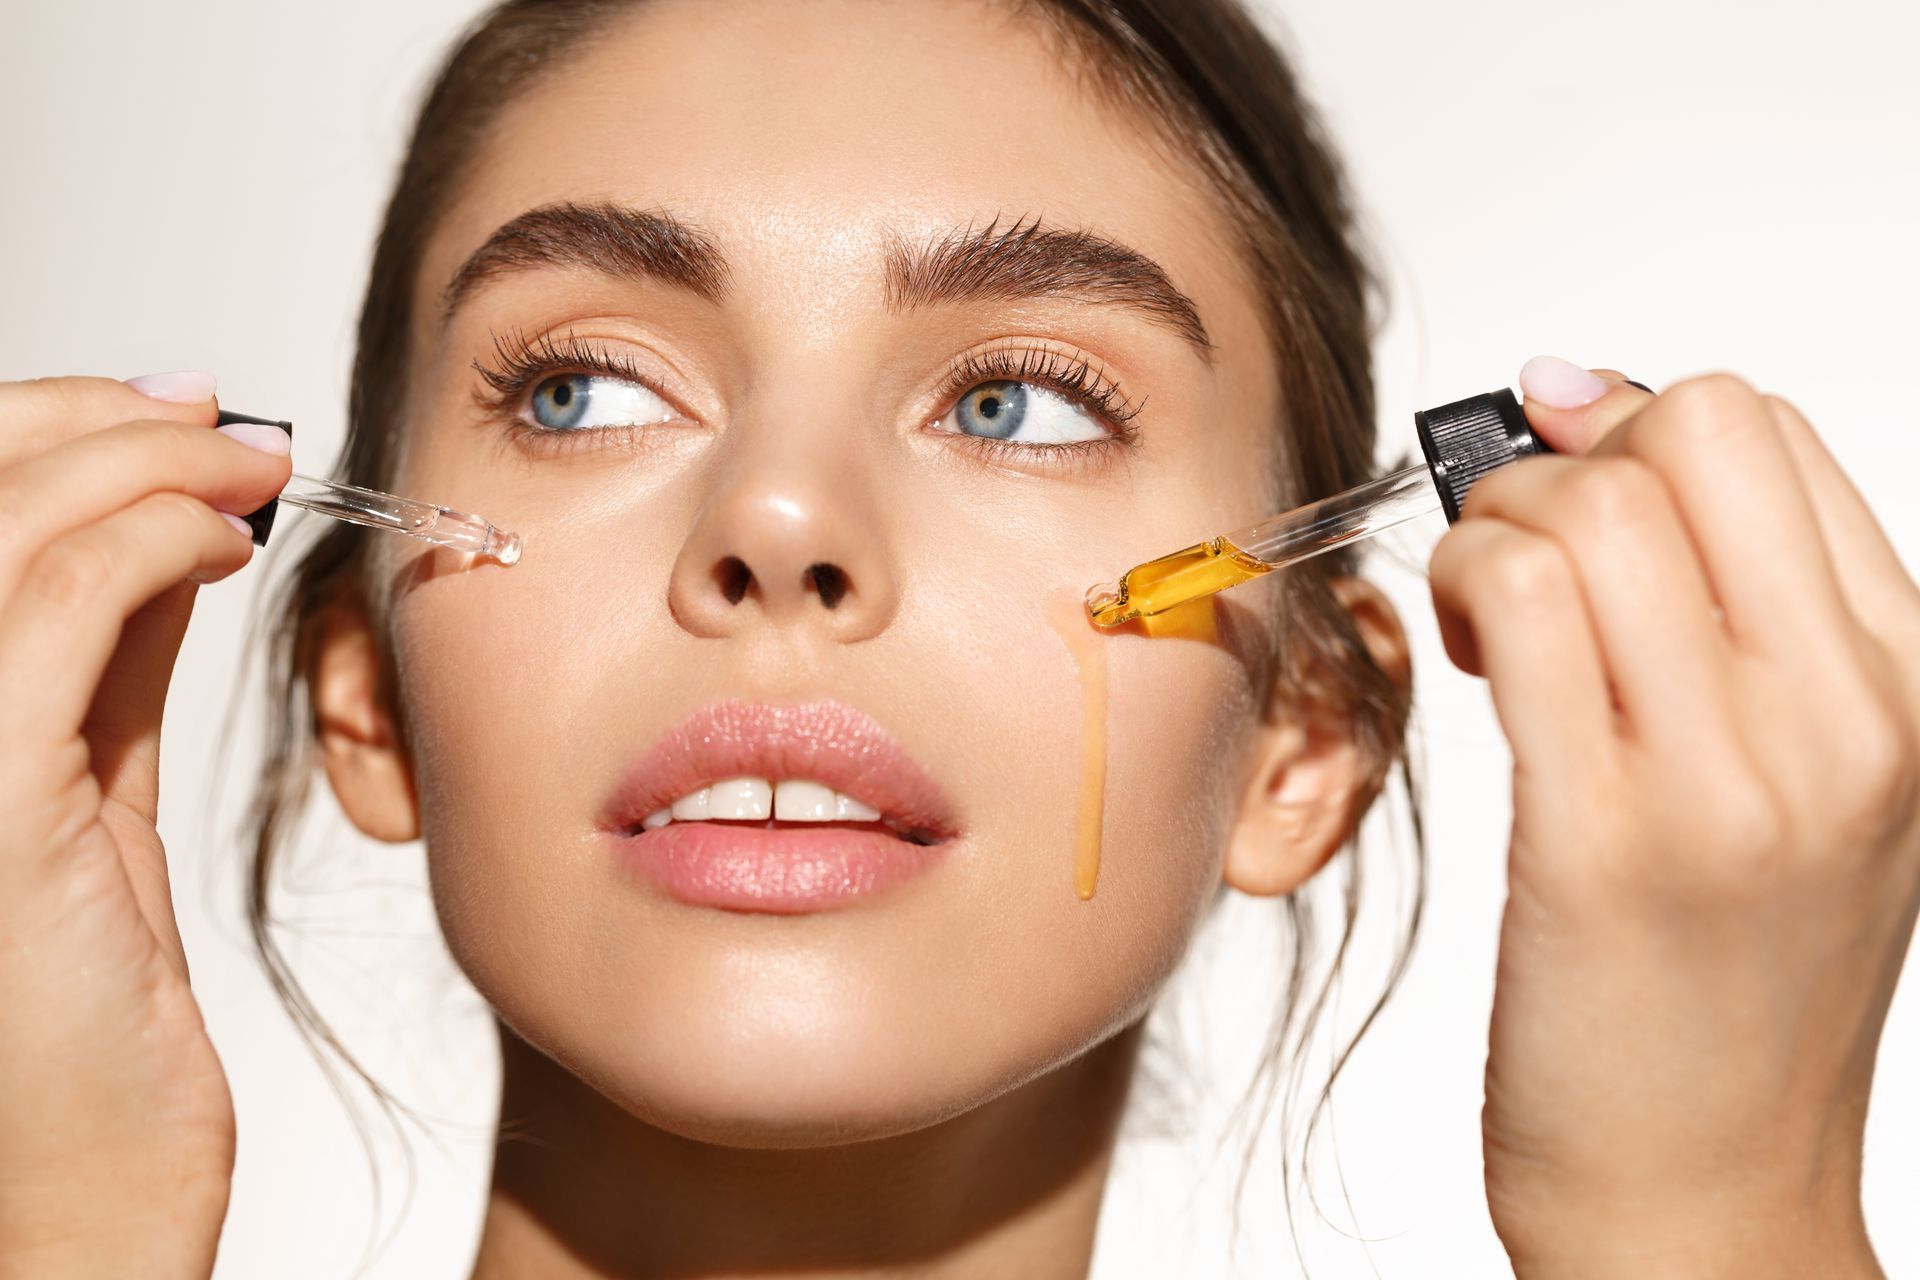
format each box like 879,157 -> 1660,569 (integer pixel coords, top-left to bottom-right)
440,202 -> 731,322
439,201 -> 1215,361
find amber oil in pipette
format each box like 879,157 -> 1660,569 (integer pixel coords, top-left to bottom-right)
1087,538 -> 1270,627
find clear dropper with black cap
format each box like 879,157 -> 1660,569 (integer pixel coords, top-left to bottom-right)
221,409 -> 522,563
1084,386 -> 1554,627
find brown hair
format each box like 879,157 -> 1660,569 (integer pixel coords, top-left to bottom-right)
233,0 -> 1422,1269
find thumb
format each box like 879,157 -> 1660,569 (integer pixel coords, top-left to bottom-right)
1517,355 -> 1657,455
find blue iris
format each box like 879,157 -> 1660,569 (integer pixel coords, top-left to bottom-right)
531,374 -> 594,430
955,380 -> 1027,440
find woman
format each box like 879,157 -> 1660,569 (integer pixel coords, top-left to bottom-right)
0,0 -> 1912,1275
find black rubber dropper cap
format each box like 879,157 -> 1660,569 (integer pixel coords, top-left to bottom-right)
1413,387 -> 1553,523
215,408 -> 290,547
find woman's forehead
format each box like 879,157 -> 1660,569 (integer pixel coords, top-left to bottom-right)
418,0 -> 1254,347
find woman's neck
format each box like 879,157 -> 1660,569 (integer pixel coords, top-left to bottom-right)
469,1017 -> 1146,1279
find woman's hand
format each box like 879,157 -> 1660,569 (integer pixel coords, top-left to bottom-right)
0,373 -> 291,1278
1427,358 -> 1918,1279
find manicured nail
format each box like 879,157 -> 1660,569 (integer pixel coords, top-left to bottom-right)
215,422 -> 291,455
124,370 -> 218,403
1519,355 -> 1611,409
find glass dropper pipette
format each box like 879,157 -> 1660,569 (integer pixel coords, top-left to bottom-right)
272,472 -> 523,563
219,408 -> 523,564
1085,463 -> 1435,625
1085,386 -> 1547,627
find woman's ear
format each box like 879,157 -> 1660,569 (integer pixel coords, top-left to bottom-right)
310,598 -> 419,843
1222,577 -> 1410,897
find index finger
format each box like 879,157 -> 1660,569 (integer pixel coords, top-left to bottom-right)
0,373 -> 220,468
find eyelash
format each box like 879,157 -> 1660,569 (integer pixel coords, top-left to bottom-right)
931,345 -> 1143,471
471,328 -> 660,455
469,327 -> 1147,467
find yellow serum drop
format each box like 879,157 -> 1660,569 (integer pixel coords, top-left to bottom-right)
1046,592 -> 1109,901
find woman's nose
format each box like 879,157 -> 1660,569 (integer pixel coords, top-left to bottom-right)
666,461 -> 899,643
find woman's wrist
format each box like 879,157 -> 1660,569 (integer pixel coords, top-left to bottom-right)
1492,1181 -> 1882,1280
0,1172 -> 229,1280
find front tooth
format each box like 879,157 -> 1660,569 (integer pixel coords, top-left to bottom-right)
835,792 -> 881,822
670,787 -> 711,821
774,779 -> 836,821
707,776 -> 772,820
641,809 -> 672,830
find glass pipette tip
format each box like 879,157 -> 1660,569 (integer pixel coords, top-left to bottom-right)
276,472 -> 523,564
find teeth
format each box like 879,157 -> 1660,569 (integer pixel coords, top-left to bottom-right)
707,776 -> 772,821
774,779 -> 835,821
670,787 -> 711,821
837,793 -> 881,821
642,777 -> 896,829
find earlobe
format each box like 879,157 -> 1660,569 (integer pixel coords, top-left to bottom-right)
1221,705 -> 1366,897
1221,576 -> 1411,898
311,600 -> 419,844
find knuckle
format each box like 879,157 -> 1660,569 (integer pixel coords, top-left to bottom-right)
148,488 -> 214,530
1457,454 -> 1550,522
1834,705 -> 1918,845
1456,463 -> 1515,521
25,531 -> 120,611
1760,391 -> 1804,421
120,415 -> 207,467
1677,774 -> 1793,887
1481,533 -> 1570,608
1562,457 -> 1666,534
1654,372 -> 1769,452
1670,369 -> 1758,406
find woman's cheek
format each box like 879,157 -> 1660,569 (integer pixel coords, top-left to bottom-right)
381,546 -> 623,973
1089,596 -> 1265,977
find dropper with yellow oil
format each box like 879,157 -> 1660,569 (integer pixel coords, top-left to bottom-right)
1087,386 -> 1549,627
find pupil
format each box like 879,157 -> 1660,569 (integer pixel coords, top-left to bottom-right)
979,395 -> 1000,418
552,383 -> 573,407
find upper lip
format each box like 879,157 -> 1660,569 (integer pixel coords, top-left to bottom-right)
596,698 -> 962,841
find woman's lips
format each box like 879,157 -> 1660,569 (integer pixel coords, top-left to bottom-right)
596,699 -> 961,913
616,821 -> 950,913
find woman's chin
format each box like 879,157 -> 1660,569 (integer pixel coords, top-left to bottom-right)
577,1035 -> 1023,1150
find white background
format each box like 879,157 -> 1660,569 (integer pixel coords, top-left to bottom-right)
2,1 -> 1916,1275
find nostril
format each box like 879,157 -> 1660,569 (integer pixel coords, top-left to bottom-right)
716,556 -> 753,605
806,562 -> 849,609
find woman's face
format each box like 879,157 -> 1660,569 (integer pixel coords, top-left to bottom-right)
372,0 -> 1298,1144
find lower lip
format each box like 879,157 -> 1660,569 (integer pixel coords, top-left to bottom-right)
609,822 -> 949,913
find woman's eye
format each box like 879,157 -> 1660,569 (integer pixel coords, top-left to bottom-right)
528,372 -> 675,431
944,380 -> 1107,445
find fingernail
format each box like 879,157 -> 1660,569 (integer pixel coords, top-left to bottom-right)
1519,355 -> 1611,409
124,370 -> 218,403
219,512 -> 256,538
215,422 -> 291,455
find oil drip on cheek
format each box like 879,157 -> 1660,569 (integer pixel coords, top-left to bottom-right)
1136,596 -> 1218,643
1046,593 -> 1109,900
